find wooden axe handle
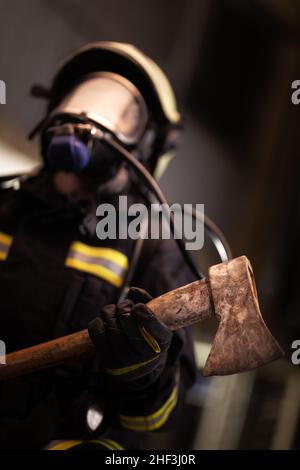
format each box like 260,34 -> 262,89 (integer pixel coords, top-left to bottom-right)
0,279 -> 213,381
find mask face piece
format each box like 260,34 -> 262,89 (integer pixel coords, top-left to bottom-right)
46,134 -> 91,173
44,122 -> 125,191
43,71 -> 150,181
53,72 -> 149,146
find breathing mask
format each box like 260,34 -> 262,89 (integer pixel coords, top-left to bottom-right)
41,71 -> 154,190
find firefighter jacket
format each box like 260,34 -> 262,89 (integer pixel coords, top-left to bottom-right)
0,171 -> 197,450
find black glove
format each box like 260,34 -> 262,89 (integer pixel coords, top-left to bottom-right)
88,287 -> 172,386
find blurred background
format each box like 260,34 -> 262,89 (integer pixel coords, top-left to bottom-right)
0,0 -> 300,450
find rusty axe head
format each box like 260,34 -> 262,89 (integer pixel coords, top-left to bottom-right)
203,256 -> 284,376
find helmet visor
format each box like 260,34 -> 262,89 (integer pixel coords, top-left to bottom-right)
53,72 -> 148,146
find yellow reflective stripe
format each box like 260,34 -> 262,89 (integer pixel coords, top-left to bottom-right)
90,438 -> 124,450
66,242 -> 128,286
70,242 -> 128,269
48,440 -> 82,450
0,232 -> 13,246
66,257 -> 123,287
119,386 -> 178,431
139,326 -> 161,353
105,355 -> 159,376
0,232 -> 13,261
121,386 -> 177,423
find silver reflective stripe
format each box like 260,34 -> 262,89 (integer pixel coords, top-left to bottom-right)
0,242 -> 10,253
65,241 -> 128,287
68,249 -> 124,277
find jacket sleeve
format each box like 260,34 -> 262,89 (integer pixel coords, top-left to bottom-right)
132,236 -> 198,387
48,238 -> 198,449
115,237 -> 198,432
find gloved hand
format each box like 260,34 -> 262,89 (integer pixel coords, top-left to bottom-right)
88,287 -> 172,386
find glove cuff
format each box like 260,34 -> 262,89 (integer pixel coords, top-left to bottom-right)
117,365 -> 180,432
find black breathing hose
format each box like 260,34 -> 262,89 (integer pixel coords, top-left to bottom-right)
101,133 -> 206,280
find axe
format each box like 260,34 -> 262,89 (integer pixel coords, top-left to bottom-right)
0,256 -> 284,380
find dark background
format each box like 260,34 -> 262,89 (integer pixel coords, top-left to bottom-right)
0,0 -> 300,449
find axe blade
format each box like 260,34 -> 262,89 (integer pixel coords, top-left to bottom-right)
203,256 -> 284,376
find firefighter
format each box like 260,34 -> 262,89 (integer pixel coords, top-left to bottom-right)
0,42 -> 197,450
